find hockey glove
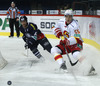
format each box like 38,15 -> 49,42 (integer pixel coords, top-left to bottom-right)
22,35 -> 27,42
24,43 -> 29,49
54,28 -> 63,38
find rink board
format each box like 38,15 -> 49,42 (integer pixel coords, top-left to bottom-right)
0,15 -> 100,50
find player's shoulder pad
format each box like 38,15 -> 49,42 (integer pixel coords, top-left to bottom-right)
29,22 -> 36,26
70,19 -> 79,29
29,22 -> 37,30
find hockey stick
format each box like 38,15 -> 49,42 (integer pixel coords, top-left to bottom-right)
26,38 -> 29,57
60,37 -> 81,86
60,37 -> 78,66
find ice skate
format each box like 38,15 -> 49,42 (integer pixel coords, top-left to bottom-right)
88,66 -> 97,76
39,56 -> 45,63
60,62 -> 68,73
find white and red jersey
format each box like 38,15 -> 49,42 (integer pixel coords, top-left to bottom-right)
52,18 -> 83,45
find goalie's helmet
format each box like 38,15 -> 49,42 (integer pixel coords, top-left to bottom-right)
20,16 -> 27,22
64,9 -> 73,16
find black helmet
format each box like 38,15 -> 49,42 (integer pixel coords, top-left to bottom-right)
20,16 -> 27,22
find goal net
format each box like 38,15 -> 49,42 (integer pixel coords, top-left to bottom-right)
0,51 -> 7,69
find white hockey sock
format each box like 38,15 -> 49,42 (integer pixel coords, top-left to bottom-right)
72,51 -> 85,63
54,54 -> 64,66
56,58 -> 64,65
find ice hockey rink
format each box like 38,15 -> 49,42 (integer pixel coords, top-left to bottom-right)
0,36 -> 100,86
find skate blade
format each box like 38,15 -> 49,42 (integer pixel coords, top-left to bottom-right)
87,71 -> 97,76
87,72 -> 97,76
54,68 -> 68,74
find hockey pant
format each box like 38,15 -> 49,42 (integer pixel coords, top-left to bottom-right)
28,37 -> 52,58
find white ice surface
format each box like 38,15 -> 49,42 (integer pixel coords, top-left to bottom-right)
0,36 -> 100,86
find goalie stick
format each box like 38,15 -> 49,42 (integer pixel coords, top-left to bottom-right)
60,37 -> 78,66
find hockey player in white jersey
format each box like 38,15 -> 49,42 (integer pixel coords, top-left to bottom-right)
51,9 -> 95,74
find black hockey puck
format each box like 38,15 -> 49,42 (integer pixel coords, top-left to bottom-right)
7,81 -> 12,85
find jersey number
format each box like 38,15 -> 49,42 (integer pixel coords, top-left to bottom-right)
74,29 -> 80,34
